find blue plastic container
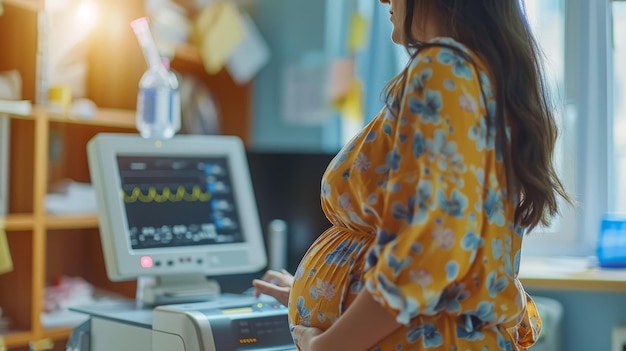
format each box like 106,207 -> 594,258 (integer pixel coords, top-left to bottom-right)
597,214 -> 626,268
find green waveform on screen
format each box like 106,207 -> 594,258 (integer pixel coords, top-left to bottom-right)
122,185 -> 211,203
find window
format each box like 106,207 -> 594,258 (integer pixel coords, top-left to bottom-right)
612,1 -> 626,213
522,0 -> 617,257
520,0 -> 580,255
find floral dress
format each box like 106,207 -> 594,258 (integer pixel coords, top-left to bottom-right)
287,38 -> 542,350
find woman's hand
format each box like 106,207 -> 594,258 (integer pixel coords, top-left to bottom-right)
252,269 -> 293,306
291,325 -> 324,351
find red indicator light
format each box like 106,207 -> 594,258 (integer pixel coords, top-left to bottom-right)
140,256 -> 153,268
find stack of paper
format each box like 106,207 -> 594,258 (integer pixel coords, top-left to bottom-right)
0,99 -> 32,116
193,3 -> 270,84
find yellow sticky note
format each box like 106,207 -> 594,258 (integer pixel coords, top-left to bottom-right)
0,218 -> 13,275
334,79 -> 363,122
348,13 -> 369,53
29,338 -> 53,350
195,3 -> 245,74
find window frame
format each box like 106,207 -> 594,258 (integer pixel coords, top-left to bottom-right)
522,0 -> 613,257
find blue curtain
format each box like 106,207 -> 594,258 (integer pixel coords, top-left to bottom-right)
321,0 -> 403,148
355,3 -> 403,123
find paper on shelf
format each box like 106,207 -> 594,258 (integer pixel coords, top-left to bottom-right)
194,2 -> 244,74
0,70 -> 20,218
282,60 -> 332,126
226,12 -> 270,84
45,181 -> 97,214
0,100 -> 32,116
0,218 -> 12,275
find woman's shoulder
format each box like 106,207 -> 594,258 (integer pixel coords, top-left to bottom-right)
407,37 -> 490,88
410,37 -> 481,70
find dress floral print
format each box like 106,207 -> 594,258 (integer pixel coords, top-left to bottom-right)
287,38 -> 541,350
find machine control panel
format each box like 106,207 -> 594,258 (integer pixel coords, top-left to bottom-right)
153,295 -> 296,351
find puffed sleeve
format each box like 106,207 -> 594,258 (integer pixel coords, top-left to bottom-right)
363,45 -> 490,324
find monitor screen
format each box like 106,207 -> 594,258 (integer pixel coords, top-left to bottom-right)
117,155 -> 244,250
87,134 -> 267,286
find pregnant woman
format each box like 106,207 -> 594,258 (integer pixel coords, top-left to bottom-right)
253,0 -> 571,350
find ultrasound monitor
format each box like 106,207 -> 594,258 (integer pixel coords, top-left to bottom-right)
87,133 -> 267,305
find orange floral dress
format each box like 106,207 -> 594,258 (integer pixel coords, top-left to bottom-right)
287,38 -> 541,350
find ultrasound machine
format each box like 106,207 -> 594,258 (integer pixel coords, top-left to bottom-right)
69,134 -> 296,351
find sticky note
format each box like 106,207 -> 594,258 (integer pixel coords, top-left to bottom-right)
348,13 -> 369,53
334,79 -> 363,122
195,2 -> 245,74
0,218 -> 13,275
29,338 -> 53,350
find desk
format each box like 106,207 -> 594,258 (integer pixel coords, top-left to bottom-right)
519,257 -> 626,292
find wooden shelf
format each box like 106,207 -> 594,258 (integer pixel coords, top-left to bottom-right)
174,44 -> 202,65
2,212 -> 102,233
45,213 -> 99,230
3,214 -> 100,231
45,107 -> 136,129
2,213 -> 35,230
3,0 -> 43,11
1,2 -> 249,348
42,326 -> 73,341
3,106 -> 135,129
2,330 -> 35,348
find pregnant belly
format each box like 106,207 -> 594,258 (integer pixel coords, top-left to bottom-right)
287,226 -> 374,330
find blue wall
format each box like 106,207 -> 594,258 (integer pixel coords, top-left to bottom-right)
246,0 -> 340,152
246,0 -> 397,153
529,289 -> 626,351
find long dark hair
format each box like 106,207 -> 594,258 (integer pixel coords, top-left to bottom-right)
384,0 -> 572,231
